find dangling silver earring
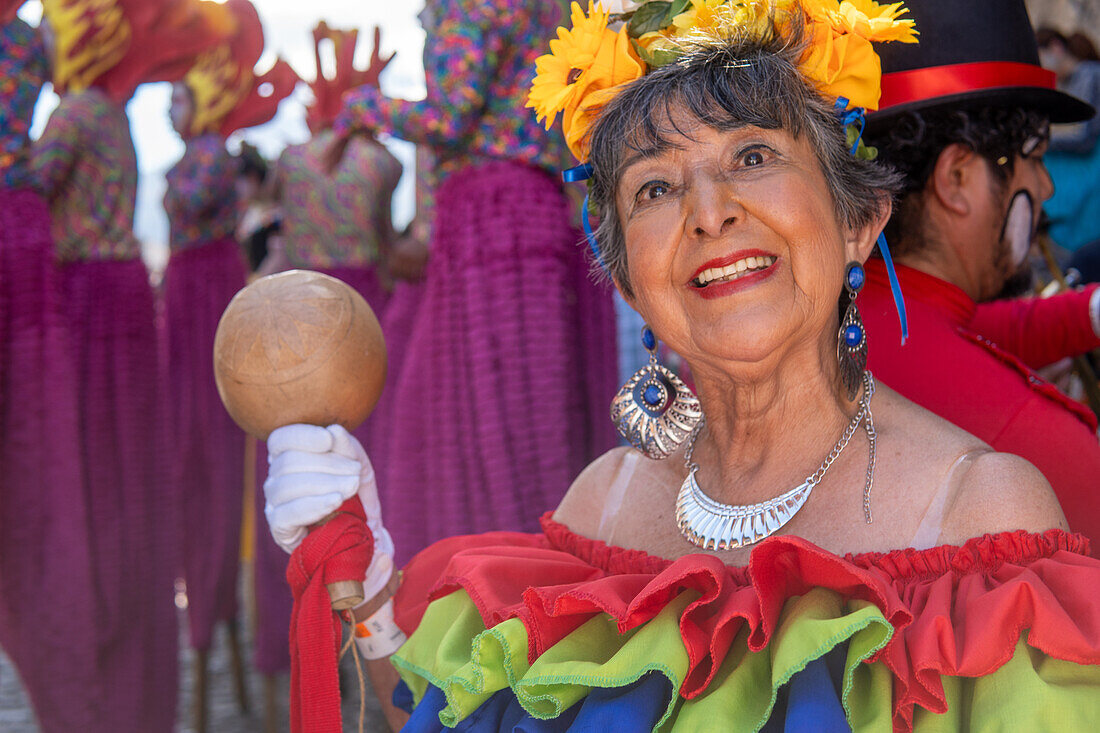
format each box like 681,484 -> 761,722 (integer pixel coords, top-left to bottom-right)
838,261 -> 868,401
610,326 -> 702,460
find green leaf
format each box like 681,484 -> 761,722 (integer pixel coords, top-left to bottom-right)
669,0 -> 691,18
845,123 -> 878,161
856,143 -> 879,161
628,1 -> 672,37
632,38 -> 682,68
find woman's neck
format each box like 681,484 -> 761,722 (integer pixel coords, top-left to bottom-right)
686,331 -> 860,504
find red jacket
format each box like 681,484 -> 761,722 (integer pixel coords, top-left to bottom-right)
862,259 -> 1100,549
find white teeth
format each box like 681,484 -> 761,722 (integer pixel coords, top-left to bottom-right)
694,256 -> 775,286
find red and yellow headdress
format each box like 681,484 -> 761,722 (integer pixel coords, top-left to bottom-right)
528,0 -> 918,161
306,22 -> 374,134
41,0 -> 222,103
182,0 -> 298,138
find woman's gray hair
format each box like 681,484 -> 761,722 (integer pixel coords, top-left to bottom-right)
585,26 -> 902,296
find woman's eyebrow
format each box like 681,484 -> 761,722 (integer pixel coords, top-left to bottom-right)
619,147 -> 668,177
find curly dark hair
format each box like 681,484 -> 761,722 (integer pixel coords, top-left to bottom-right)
865,106 -> 1048,257
584,26 -> 901,296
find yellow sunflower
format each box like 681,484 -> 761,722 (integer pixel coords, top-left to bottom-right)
803,0 -> 917,43
561,24 -> 645,159
527,2 -> 614,129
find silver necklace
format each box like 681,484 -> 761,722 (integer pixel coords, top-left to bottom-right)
675,371 -> 877,550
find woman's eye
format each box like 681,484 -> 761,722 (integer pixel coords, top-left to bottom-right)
743,150 -> 766,166
638,181 -> 670,200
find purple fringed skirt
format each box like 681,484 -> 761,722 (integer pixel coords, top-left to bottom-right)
379,161 -> 618,566
163,237 -> 247,650
0,189 -> 102,730
250,264 -> 389,674
58,255 -> 178,731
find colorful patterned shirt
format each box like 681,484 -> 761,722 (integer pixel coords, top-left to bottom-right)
274,130 -> 402,269
164,133 -> 239,252
332,0 -> 572,188
0,18 -> 48,190
31,89 -> 140,262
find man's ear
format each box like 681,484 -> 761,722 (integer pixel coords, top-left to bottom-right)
928,143 -> 982,216
843,193 -> 892,263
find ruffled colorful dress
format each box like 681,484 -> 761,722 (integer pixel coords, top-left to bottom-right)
31,88 -> 178,731
332,0 -> 618,568
0,17 -> 102,730
163,131 -> 249,652
390,515 -> 1100,732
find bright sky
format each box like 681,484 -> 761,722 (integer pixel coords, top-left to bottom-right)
20,0 -> 427,273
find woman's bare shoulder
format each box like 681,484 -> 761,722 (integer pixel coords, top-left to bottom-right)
873,383 -> 1066,538
939,451 -> 1068,542
553,447 -> 637,538
554,446 -> 679,539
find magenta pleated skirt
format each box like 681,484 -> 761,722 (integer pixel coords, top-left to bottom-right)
58,254 -> 178,731
378,161 -> 618,566
0,188 -> 105,730
250,264 -> 389,674
163,237 -> 248,651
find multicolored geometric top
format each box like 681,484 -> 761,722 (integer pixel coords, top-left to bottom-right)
31,89 -> 140,262
0,17 -> 48,190
331,0 -> 572,188
164,133 -> 239,252
391,514 -> 1100,732
273,130 -> 402,269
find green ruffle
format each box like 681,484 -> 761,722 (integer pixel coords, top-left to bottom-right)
392,587 -> 895,732
912,635 -> 1100,732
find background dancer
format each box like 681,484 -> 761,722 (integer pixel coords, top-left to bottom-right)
0,5 -> 99,729
163,1 -> 297,728
330,0 -> 618,565
30,0 -> 218,728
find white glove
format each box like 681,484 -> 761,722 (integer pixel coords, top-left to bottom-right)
264,424 -> 395,602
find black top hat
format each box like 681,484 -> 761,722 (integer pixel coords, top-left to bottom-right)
866,0 -> 1094,129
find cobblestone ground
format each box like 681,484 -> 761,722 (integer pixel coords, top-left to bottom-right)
0,563 -> 389,732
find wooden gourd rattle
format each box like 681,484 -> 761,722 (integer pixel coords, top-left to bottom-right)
213,270 -> 387,610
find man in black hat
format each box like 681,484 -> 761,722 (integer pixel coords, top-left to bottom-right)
862,0 -> 1100,549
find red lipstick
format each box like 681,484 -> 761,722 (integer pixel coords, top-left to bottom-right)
689,249 -> 780,300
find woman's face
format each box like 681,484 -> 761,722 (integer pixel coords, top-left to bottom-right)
616,119 -> 872,373
169,82 -> 194,137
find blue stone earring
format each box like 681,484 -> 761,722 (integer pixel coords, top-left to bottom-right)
838,262 -> 868,400
610,326 -> 702,460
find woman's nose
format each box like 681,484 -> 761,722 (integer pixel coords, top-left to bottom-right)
685,179 -> 744,239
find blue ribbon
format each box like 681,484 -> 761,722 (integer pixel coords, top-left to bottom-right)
835,97 -> 909,343
876,231 -> 909,343
562,164 -> 606,268
562,163 -> 593,183
834,97 -> 867,156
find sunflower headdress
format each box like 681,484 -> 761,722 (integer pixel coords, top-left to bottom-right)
528,0 -> 917,162
182,0 -> 298,138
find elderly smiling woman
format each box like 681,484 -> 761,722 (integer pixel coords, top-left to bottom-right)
262,2 -> 1100,730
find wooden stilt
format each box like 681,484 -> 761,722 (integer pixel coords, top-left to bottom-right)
226,617 -> 249,713
264,673 -> 278,733
194,647 -> 209,733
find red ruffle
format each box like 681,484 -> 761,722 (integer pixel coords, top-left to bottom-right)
393,513 -> 1100,732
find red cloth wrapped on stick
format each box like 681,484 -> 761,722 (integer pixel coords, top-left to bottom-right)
286,497 -> 373,733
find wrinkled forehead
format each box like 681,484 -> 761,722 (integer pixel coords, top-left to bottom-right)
590,64 -> 811,186
604,92 -> 799,187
